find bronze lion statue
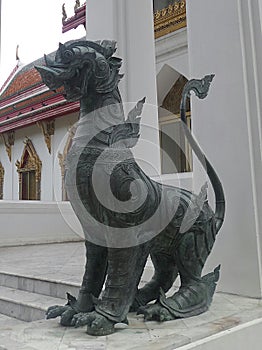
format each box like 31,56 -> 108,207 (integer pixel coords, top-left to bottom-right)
36,39 -> 225,336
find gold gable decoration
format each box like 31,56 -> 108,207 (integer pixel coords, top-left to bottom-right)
58,126 -> 76,201
0,131 -> 15,162
37,119 -> 55,154
0,161 -> 4,199
154,0 -> 187,39
16,138 -> 42,200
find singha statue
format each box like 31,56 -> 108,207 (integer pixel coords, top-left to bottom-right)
36,39 -> 225,336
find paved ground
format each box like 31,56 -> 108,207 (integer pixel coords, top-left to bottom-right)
0,242 -> 261,349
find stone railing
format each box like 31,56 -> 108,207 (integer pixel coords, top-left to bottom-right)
154,0 -> 186,39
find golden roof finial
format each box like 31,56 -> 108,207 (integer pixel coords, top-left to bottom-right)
62,3 -> 67,23
74,0 -> 81,11
16,44 -> 20,62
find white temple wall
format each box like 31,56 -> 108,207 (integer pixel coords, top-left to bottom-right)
187,0 -> 262,298
155,27 -> 189,78
0,112 -> 82,247
0,113 -> 78,202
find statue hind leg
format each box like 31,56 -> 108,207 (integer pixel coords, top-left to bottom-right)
131,252 -> 178,311
139,217 -> 220,321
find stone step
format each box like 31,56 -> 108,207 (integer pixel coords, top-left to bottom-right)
0,271 -> 80,299
0,285 -> 65,322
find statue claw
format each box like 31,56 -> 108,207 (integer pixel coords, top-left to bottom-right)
137,303 -> 173,322
71,313 -> 90,328
60,308 -> 77,326
46,305 -> 68,319
84,311 -> 116,336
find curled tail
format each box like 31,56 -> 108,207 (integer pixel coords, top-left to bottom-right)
180,75 -> 225,232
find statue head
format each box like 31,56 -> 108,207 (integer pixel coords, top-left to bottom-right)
35,40 -> 123,101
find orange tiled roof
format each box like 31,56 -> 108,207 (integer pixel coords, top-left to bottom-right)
0,52 -> 79,133
1,68 -> 42,99
0,55 -> 52,101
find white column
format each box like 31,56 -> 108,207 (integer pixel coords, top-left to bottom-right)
187,0 -> 262,298
86,0 -> 160,175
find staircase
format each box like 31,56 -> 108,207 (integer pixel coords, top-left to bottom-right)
0,271 -> 80,322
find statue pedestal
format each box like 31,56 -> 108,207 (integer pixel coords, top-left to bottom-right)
187,0 -> 262,298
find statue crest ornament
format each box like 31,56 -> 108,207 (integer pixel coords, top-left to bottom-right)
36,39 -> 225,336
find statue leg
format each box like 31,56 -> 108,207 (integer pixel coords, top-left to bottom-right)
76,243 -> 151,335
139,220 -> 220,321
131,252 -> 178,311
46,240 -> 108,326
158,229 -> 219,319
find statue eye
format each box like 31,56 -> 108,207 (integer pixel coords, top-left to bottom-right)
62,49 -> 74,63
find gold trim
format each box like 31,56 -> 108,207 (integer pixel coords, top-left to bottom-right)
1,131 -> 15,162
0,161 -> 4,199
154,0 -> 187,39
37,120 -> 55,154
16,137 -> 42,200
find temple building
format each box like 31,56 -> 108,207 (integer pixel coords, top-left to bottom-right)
0,1 -> 261,346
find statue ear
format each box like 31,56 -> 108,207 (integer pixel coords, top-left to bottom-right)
100,40 -> 117,58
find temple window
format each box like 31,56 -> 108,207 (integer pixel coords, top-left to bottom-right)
159,75 -> 192,174
16,138 -> 42,200
0,162 -> 4,200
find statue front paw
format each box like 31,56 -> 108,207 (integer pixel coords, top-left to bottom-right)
71,312 -> 90,328
138,303 -> 173,322
74,311 -> 116,336
46,304 -> 77,326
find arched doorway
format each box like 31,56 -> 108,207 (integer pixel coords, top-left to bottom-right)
158,72 -> 192,174
16,138 -> 42,200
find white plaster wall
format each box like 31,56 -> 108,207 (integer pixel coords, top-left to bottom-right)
187,0 -> 262,298
155,27 -> 189,78
0,113 -> 83,246
0,201 -> 84,247
0,113 -> 78,202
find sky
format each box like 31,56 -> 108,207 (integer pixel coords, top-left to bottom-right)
0,0 -> 86,86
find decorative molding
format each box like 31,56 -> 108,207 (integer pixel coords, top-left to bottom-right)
0,100 -> 80,134
16,137 -> 42,200
154,0 -> 187,39
37,119 -> 55,154
0,161 -> 4,199
0,131 -> 15,161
